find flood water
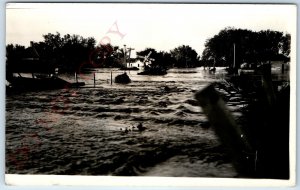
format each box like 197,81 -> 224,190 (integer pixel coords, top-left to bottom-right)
6,68 -> 245,177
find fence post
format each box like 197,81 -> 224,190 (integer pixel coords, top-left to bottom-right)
75,72 -> 78,84
111,71 -> 113,85
93,73 -> 96,88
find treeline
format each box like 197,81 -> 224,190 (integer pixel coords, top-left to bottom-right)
6,32 -> 201,74
201,27 -> 290,67
6,28 -> 291,74
136,45 -> 200,69
6,32 -> 118,73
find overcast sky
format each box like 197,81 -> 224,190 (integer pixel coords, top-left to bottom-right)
6,3 -> 296,55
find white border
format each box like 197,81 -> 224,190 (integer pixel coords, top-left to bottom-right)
4,175 -> 296,187
2,1 -> 298,188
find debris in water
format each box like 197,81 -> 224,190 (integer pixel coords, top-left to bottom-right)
115,72 -> 131,84
137,123 -> 146,131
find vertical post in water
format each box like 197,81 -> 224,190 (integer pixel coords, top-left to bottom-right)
93,73 -> 96,88
110,71 -> 113,85
233,43 -> 236,69
75,72 -> 78,84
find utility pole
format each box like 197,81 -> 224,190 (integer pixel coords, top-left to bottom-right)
123,45 -> 127,68
233,43 -> 236,69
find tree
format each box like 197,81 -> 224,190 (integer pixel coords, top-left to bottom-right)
201,28 -> 291,68
280,33 -> 291,62
156,51 -> 174,68
6,32 -> 100,73
136,48 -> 158,58
170,45 -> 200,68
39,32 -> 98,72
89,43 -> 122,68
6,44 -> 26,75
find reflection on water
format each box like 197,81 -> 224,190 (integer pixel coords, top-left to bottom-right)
6,67 -> 239,177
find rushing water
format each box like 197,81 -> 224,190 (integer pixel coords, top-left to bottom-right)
6,68 -> 243,177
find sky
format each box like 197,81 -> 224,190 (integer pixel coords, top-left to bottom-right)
6,3 -> 296,56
